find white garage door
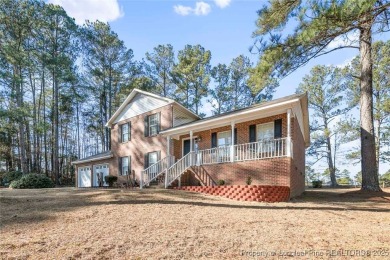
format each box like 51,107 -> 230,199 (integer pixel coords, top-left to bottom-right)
93,164 -> 109,187
78,166 -> 91,187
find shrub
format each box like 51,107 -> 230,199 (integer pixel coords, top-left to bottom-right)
2,171 -> 23,186
312,180 -> 322,188
246,176 -> 252,185
104,175 -> 118,187
217,179 -> 225,186
10,173 -> 54,189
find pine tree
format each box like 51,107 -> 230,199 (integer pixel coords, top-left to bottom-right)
145,44 -> 176,98
173,44 -> 211,115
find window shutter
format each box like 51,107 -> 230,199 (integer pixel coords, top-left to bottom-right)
128,122 -> 131,141
234,128 -> 238,145
249,125 -> 256,142
157,112 -> 161,133
144,115 -> 149,137
118,125 -> 122,143
211,132 -> 217,148
118,158 -> 122,176
144,153 -> 149,169
274,119 -> 282,139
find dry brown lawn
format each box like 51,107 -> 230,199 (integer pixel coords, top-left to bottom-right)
0,187 -> 389,259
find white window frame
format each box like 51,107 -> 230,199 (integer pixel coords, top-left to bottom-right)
149,114 -> 158,136
256,122 -> 274,141
217,130 -> 232,147
121,157 -> 129,176
148,151 -> 159,168
121,123 -> 129,143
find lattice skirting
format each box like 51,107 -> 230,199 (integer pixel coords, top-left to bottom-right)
174,185 -> 290,202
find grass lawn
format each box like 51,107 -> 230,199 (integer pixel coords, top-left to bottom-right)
1,187 -> 389,259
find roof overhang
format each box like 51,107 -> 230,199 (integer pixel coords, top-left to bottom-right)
161,93 -> 310,148
71,154 -> 113,165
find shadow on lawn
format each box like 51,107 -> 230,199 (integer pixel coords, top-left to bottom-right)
0,188 -> 389,229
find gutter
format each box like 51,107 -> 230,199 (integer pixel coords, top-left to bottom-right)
71,154 -> 113,165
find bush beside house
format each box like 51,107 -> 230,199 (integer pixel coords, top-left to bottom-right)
10,173 -> 54,189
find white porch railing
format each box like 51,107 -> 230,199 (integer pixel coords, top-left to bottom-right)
195,145 -> 232,165
165,151 -> 196,188
196,138 -> 291,165
141,155 -> 175,188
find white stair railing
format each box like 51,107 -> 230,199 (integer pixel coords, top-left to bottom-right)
165,151 -> 196,188
140,155 -> 175,188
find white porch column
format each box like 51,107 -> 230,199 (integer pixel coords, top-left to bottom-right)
166,136 -> 171,162
231,121 -> 235,162
190,131 -> 193,152
287,109 -> 292,157
190,130 -> 193,165
165,135 -> 171,189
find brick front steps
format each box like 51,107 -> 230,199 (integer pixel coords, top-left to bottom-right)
174,185 -> 290,202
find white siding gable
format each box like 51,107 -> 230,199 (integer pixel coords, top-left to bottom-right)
114,93 -> 169,123
173,106 -> 197,127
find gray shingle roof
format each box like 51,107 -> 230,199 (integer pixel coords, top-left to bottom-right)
72,150 -> 113,164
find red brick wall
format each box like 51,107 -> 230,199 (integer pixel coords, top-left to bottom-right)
110,104 -> 174,181
179,158 -> 291,187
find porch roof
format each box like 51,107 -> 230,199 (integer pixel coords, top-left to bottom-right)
161,93 -> 310,147
71,151 -> 113,165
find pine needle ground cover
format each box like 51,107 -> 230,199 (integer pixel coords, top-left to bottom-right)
0,188 -> 389,259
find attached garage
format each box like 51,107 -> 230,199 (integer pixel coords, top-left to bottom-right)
78,166 -> 92,187
72,151 -> 113,188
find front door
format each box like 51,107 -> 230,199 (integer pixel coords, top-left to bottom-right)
183,139 -> 191,156
183,138 -> 198,156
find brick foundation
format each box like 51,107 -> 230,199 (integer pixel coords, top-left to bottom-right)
175,185 -> 290,203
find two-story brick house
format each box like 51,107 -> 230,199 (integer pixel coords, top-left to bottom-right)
73,88 -> 309,201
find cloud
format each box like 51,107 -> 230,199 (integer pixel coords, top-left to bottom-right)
174,5 -> 192,16
214,0 -> 231,8
174,1 -> 211,16
47,0 -> 123,25
194,2 -> 211,15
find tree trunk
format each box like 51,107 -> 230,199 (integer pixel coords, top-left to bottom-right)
16,66 -> 28,174
325,127 -> 338,187
359,23 -> 381,191
53,71 -> 60,185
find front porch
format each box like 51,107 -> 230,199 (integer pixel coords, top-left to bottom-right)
140,109 -> 295,189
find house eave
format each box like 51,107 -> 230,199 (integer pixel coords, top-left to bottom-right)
71,154 -> 113,165
161,98 -> 302,137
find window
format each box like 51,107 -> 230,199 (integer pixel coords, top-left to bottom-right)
121,157 -> 129,176
121,123 -> 130,143
149,114 -> 158,136
148,151 -> 158,168
256,122 -> 274,141
217,131 -> 232,147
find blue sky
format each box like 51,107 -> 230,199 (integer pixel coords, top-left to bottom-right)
49,0 -> 389,176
